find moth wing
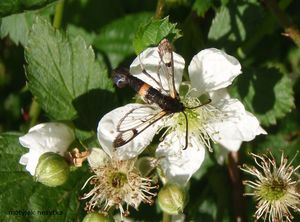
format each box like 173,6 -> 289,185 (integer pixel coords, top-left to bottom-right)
114,105 -> 167,148
130,40 -> 185,97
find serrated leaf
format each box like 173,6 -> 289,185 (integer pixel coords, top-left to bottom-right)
0,133 -> 87,222
208,3 -> 264,50
0,0 -> 56,18
93,12 -> 152,68
25,17 -> 117,130
133,16 -> 182,54
0,5 -> 53,46
193,0 -> 213,17
231,67 -> 295,126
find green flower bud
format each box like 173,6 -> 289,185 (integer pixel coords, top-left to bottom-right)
82,213 -> 114,222
35,152 -> 69,187
158,183 -> 187,215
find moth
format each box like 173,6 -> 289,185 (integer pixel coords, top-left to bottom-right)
112,39 -> 210,149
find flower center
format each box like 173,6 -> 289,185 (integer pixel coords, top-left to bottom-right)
165,95 -> 224,151
81,159 -> 158,218
259,177 -> 287,201
110,172 -> 127,188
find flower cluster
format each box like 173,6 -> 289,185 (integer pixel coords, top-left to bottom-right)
18,40 -> 268,219
98,40 -> 266,184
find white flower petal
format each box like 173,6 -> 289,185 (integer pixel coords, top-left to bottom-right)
189,48 -> 241,94
19,122 -> 75,175
19,151 -> 41,176
130,47 -> 185,93
87,148 -> 109,169
218,139 -> 242,152
156,131 -> 205,185
19,122 -> 75,154
97,103 -> 163,160
209,88 -> 231,105
208,98 -> 267,150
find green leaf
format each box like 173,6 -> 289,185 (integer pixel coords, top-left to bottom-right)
93,12 -> 152,68
193,0 -> 213,17
208,6 -> 231,41
0,132 -> 25,171
247,110 -> 300,165
67,25 -> 96,46
0,133 -> 87,222
25,17 -> 117,130
208,3 -> 264,50
0,5 -> 53,46
0,0 -> 56,17
187,165 -> 231,221
231,67 -> 295,126
133,16 -> 182,54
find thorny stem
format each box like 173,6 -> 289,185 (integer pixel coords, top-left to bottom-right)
162,212 -> 171,222
263,0 -> 300,47
228,151 -> 246,222
155,0 -> 165,19
28,0 -> 65,126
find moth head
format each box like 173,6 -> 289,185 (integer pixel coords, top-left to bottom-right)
112,68 -> 130,88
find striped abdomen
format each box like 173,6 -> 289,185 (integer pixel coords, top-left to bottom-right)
112,69 -> 184,113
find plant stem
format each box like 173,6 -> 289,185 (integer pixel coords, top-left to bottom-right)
155,0 -> 165,19
29,99 -> 41,127
53,0 -> 65,29
228,151 -> 246,222
263,0 -> 300,47
162,212 -> 171,222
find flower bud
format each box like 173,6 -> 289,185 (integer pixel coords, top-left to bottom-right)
158,183 -> 187,215
82,213 -> 114,222
35,152 -> 69,187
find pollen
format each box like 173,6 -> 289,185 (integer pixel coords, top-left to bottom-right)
167,94 -> 224,151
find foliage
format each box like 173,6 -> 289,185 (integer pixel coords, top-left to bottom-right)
0,0 -> 299,221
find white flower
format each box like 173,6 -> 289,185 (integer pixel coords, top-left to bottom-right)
98,44 -> 266,185
19,122 -> 75,175
81,148 -> 157,219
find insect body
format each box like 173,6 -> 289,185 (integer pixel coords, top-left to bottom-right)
112,39 -> 210,149
113,68 -> 184,114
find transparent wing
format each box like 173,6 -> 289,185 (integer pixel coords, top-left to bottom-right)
114,105 -> 167,148
130,40 -> 185,97
158,39 -> 177,98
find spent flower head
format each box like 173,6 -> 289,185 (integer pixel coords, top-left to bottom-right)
81,148 -> 158,219
241,151 -> 300,222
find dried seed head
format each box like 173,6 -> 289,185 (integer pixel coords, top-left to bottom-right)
241,151 -> 300,222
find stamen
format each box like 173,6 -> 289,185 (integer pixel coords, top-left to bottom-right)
81,158 -> 157,218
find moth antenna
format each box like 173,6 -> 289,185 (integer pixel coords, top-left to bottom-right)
182,111 -> 189,150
